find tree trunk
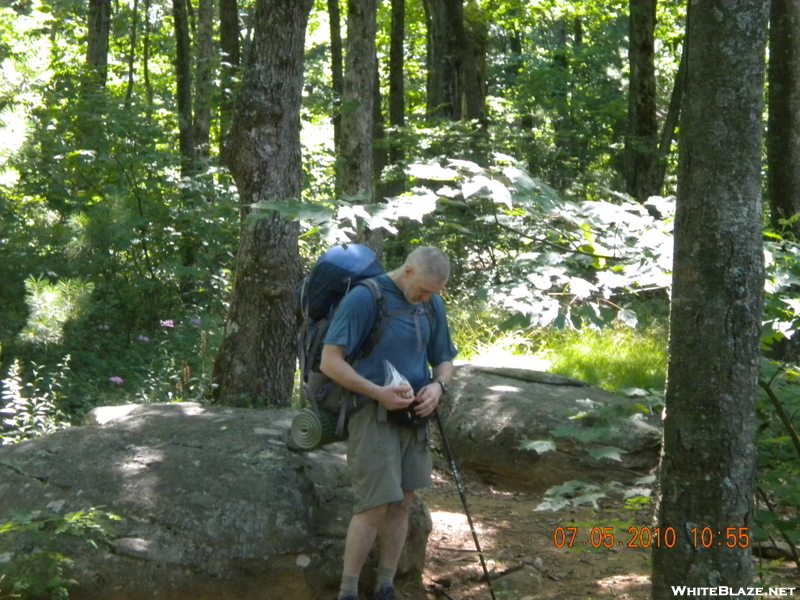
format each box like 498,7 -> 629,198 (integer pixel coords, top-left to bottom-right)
651,0 -> 768,597
625,0 -> 659,203
373,59 -> 387,185
143,0 -> 154,112
124,0 -> 139,108
656,35 -> 687,195
388,0 -> 404,164
329,0 -> 344,162
219,0 -> 240,155
212,0 -> 312,408
443,0 -> 484,124
341,0 -> 382,250
172,0 -> 196,178
194,0 -> 214,163
767,0 -> 800,238
86,0 -> 111,87
422,0 -> 460,120
550,18 -> 573,190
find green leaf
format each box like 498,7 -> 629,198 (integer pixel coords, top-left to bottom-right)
551,424 -> 580,438
623,487 -> 652,499
616,309 -> 638,328
572,492 -> 607,508
634,475 -> 657,485
447,158 -> 483,174
407,163 -> 460,181
545,480 -> 587,497
587,446 -> 628,462
248,199 -> 334,224
519,439 -> 557,454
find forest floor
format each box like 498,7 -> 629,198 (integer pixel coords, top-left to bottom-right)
416,471 -> 800,600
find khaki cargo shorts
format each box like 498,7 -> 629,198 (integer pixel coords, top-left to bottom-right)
347,401 -> 432,514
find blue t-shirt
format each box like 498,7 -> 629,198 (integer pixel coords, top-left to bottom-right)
324,274 -> 458,392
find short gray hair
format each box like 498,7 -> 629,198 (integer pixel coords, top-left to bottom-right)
405,247 -> 450,282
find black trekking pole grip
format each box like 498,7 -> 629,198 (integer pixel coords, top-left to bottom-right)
434,409 -> 497,600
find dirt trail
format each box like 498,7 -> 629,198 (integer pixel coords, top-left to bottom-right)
417,472 -> 799,600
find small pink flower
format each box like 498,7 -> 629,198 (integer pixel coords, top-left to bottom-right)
190,318 -> 201,328
160,320 -> 174,328
109,377 -> 124,386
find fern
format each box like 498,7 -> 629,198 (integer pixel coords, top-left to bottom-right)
1,357 -> 72,445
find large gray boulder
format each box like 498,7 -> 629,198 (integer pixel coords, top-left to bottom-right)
0,403 -> 431,600
439,363 -> 662,493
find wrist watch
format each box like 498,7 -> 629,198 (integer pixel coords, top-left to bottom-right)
437,380 -> 449,394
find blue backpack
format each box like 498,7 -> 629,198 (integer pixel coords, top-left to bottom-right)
293,244 -> 387,448
292,244 -> 433,449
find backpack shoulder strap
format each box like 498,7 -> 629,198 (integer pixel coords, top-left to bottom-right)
350,277 -> 387,362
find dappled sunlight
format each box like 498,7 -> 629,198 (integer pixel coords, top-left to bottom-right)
468,351 -> 552,372
17,276 -> 94,346
422,474 -> 654,599
597,573 -> 651,596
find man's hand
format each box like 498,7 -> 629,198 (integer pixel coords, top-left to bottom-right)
413,382 -> 444,418
376,385 -> 415,411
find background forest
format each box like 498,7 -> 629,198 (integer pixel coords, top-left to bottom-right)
1,0 -> 799,585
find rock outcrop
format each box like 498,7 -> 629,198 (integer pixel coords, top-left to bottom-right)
438,364 -> 662,493
0,403 -> 431,600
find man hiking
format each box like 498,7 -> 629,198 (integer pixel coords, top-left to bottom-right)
320,246 -> 458,600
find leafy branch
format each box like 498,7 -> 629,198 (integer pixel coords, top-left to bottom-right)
758,378 -> 800,461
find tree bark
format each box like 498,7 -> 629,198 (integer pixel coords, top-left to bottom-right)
212,0 -> 312,407
443,0 -> 485,124
219,0 -> 240,155
172,0 -> 196,178
651,0 -> 768,597
625,0 -> 659,203
422,0 -> 460,120
328,0 -> 344,161
193,0 -> 214,163
124,0 -> 139,108
340,0 -> 383,250
143,0 -> 154,112
388,0 -> 405,164
656,35 -> 687,195
86,0 -> 111,87
767,0 -> 800,238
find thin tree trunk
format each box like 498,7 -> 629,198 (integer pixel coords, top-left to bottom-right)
124,0 -> 139,108
651,0 -> 769,596
212,0 -> 312,407
172,0 -> 196,178
625,0 -> 659,203
86,0 -> 111,88
767,0 -> 800,237
194,0 -> 214,163
422,0 -> 460,120
388,0 -> 404,164
329,0 -> 344,162
373,59 -> 387,185
219,0 -> 240,154
656,36 -> 687,194
143,0 -> 154,112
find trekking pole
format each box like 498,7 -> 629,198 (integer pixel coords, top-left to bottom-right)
434,410 -> 497,600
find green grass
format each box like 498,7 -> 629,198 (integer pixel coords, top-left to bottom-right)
536,325 -> 668,393
449,302 -> 668,393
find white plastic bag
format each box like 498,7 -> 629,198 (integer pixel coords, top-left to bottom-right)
383,360 -> 414,399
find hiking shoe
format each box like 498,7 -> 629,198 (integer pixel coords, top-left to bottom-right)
372,584 -> 395,600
